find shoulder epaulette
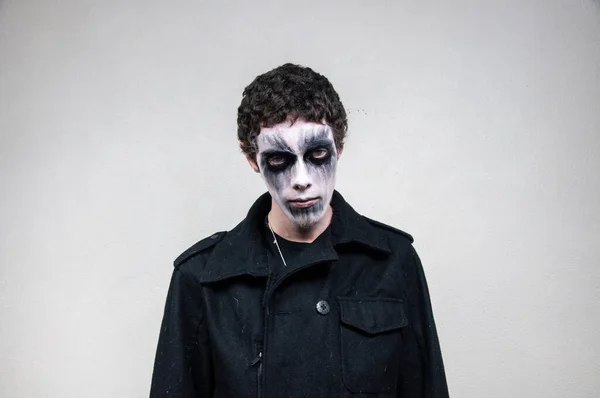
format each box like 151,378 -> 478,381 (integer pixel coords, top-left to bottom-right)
173,231 -> 227,267
364,217 -> 414,243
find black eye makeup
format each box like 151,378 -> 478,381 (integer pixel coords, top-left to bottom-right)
263,151 -> 296,172
257,129 -> 336,174
306,147 -> 332,165
311,148 -> 328,159
267,155 -> 286,166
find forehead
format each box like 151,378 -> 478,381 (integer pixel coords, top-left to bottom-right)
257,120 -> 333,151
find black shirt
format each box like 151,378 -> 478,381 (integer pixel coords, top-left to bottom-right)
264,220 -> 332,276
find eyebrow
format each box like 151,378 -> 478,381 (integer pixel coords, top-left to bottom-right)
302,128 -> 335,150
261,134 -> 294,153
261,149 -> 294,157
259,126 -> 335,154
302,137 -> 335,151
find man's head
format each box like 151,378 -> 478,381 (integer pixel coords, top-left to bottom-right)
237,63 -> 347,229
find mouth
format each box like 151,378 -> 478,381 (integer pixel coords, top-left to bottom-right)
288,197 -> 320,208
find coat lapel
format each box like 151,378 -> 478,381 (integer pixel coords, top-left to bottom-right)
198,190 -> 392,283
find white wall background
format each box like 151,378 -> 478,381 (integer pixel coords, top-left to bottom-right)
1,1 -> 599,397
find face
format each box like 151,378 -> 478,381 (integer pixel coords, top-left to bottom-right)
253,120 -> 339,229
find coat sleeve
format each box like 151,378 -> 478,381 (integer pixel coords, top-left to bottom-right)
150,267 -> 213,397
398,246 -> 449,397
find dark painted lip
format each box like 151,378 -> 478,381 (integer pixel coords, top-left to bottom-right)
288,197 -> 320,208
289,197 -> 318,202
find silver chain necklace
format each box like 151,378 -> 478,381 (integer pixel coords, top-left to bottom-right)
266,217 -> 287,267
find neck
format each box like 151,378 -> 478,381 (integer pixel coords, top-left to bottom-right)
267,199 -> 332,243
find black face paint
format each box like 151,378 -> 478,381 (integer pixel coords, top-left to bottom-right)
259,135 -> 296,173
302,128 -> 335,166
260,136 -> 335,193
256,124 -> 338,228
287,200 -> 326,217
305,145 -> 333,167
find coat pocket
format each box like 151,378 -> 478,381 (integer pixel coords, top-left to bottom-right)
338,297 -> 408,394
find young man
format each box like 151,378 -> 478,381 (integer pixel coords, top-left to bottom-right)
150,64 -> 449,397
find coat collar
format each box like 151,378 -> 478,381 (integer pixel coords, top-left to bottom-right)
198,190 -> 392,283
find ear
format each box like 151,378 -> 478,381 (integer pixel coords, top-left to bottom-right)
245,153 -> 260,173
240,140 -> 260,173
320,119 -> 342,159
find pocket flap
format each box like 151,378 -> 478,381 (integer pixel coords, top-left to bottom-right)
338,297 -> 408,334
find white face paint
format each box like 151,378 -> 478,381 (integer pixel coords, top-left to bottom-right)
255,120 -> 338,229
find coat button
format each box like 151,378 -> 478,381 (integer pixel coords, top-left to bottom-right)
316,300 -> 330,315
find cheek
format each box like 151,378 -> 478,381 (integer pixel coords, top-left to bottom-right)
262,168 -> 292,193
307,158 -> 337,185
258,156 -> 288,191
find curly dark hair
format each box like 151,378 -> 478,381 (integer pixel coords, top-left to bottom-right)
237,63 -> 348,160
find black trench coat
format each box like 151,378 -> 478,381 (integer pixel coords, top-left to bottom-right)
150,191 -> 449,397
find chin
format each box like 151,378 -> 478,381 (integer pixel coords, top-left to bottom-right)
285,207 -> 325,230
292,217 -> 319,230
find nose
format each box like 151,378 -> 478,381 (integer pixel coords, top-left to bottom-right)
291,161 -> 312,191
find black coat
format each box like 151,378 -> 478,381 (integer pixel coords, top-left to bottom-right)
150,191 -> 449,397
